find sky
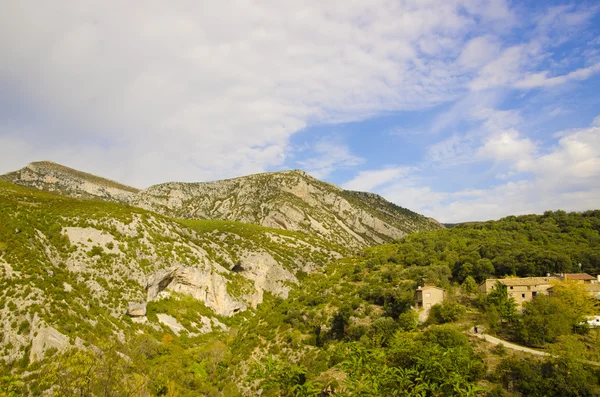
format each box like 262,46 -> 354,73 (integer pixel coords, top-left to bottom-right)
1,1 -> 599,223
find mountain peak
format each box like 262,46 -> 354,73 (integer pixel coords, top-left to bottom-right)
1,160 -> 140,202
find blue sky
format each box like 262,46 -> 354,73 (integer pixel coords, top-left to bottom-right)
1,1 -> 599,222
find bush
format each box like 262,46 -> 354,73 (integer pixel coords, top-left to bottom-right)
397,310 -> 419,331
364,317 -> 398,347
429,301 -> 466,324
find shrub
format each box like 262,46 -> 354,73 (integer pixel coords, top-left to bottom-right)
429,301 -> 466,324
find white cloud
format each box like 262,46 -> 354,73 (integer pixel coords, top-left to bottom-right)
385,123 -> 600,222
427,134 -> 475,164
514,63 -> 600,89
0,1 -> 515,186
458,35 -> 501,69
342,167 -> 411,192
476,130 -> 536,170
593,116 -> 600,127
469,45 -> 531,91
297,139 -> 364,179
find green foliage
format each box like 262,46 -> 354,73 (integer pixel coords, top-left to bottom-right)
496,354 -> 600,396
460,275 -> 478,295
428,300 -> 466,324
486,282 -> 517,324
340,327 -> 485,396
0,375 -> 24,397
363,317 -> 398,347
397,310 -> 419,331
248,356 -> 323,397
392,210 -> 600,279
519,281 -> 596,346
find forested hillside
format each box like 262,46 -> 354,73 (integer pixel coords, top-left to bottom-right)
392,210 -> 600,284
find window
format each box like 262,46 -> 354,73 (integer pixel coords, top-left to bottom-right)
522,294 -> 526,298
510,286 -> 514,289
532,291 -> 537,297
425,293 -> 431,297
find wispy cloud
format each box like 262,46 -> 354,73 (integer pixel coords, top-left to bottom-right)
514,63 -> 600,89
343,167 -> 412,192
356,119 -> 600,222
297,139 -> 364,179
0,0 -> 517,185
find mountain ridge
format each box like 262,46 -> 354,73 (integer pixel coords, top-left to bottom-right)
2,161 -> 442,249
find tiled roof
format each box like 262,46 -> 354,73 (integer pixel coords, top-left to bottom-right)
563,273 -> 596,281
487,277 -> 558,286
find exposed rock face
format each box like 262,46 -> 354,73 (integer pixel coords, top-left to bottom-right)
126,302 -> 147,317
146,266 -> 247,317
132,170 -> 441,249
0,161 -> 139,202
144,251 -> 297,316
30,326 -> 70,362
156,314 -> 186,335
0,163 -> 442,364
0,178 -> 343,363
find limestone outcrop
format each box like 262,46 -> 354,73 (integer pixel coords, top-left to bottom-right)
0,161 -> 139,203
132,170 -> 441,249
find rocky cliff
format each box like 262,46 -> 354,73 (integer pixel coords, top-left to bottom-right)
0,181 -> 341,363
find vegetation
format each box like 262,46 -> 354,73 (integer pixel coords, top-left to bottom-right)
2,177 -> 600,396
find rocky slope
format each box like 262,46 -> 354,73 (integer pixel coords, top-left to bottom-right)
0,181 -> 342,364
2,162 -> 442,249
132,170 -> 441,249
0,161 -> 139,203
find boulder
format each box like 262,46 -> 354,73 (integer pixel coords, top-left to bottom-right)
126,302 -> 147,317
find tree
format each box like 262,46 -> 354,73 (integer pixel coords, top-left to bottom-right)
520,281 -> 596,345
486,282 -> 517,324
519,295 -> 572,346
330,306 -> 352,340
460,276 -> 478,295
248,356 -> 322,397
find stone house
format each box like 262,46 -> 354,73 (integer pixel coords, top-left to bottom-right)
479,277 -> 558,308
415,286 -> 445,322
560,273 -> 597,284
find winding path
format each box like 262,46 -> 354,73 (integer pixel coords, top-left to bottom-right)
469,328 -> 600,366
470,330 -> 549,356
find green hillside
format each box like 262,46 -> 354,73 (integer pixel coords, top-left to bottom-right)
2,181 -> 600,396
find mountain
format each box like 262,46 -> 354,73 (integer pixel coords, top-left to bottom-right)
2,169 -> 600,395
131,170 -> 441,249
0,161 -> 139,203
2,162 -> 442,249
0,180 -> 342,364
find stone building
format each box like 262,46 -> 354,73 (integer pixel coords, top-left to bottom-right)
479,277 -> 558,308
415,285 -> 445,322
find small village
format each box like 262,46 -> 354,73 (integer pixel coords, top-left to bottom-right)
416,273 -> 600,325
